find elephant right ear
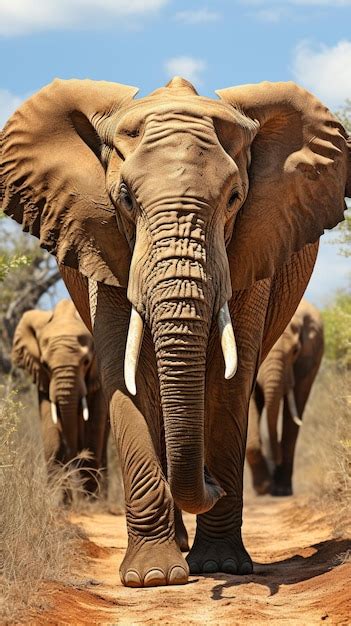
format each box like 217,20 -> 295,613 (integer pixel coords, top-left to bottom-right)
1,79 -> 139,287
12,309 -> 52,389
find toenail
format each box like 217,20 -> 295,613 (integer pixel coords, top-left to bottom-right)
203,560 -> 218,573
222,558 -> 238,574
144,569 -> 166,587
124,570 -> 142,587
239,561 -> 253,575
187,559 -> 201,575
168,566 -> 188,585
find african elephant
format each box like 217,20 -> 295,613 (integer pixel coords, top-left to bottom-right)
12,299 -> 109,492
246,298 -> 324,496
2,76 -> 350,587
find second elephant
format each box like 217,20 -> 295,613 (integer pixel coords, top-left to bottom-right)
12,299 -> 109,492
246,299 -> 324,496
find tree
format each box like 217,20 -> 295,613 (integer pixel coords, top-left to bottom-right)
0,217 -> 61,374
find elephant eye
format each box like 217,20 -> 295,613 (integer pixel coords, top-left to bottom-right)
119,183 -> 135,212
228,189 -> 239,208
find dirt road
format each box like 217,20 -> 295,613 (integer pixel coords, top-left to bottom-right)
30,496 -> 350,625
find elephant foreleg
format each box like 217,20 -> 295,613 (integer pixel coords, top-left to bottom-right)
186,286 -> 270,575
246,390 -> 271,495
90,282 -> 188,587
82,391 -> 109,495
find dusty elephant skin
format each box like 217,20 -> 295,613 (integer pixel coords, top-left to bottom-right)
12,299 -> 109,493
246,298 -> 324,497
1,76 -> 350,587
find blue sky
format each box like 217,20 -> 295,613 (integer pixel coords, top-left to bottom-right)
1,0 -> 350,306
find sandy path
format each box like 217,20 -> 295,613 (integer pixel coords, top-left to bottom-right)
30,496 -> 350,625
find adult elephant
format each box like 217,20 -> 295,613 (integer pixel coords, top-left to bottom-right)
12,299 -> 109,493
246,299 -> 324,497
1,77 -> 350,587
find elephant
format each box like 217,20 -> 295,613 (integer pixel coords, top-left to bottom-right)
12,299 -> 109,493
1,76 -> 350,587
246,298 -> 324,497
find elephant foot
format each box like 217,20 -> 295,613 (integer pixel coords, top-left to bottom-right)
186,532 -> 253,575
174,506 -> 190,552
247,450 -> 272,496
120,538 -> 189,588
270,483 -> 293,496
254,478 -> 271,496
271,465 -> 293,496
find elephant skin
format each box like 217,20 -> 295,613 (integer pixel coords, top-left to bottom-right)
12,299 -> 109,493
246,299 -> 324,496
2,76 -> 350,587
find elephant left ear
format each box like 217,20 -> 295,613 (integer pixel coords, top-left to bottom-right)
1,79 -> 139,288
216,81 -> 350,290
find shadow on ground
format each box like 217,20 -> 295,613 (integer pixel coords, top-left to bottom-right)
210,538 -> 351,599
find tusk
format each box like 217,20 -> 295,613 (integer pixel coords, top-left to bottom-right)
51,401 -> 58,425
82,396 -> 89,422
88,278 -> 98,328
218,301 -> 238,380
277,398 -> 284,442
287,389 -> 303,426
124,306 -> 144,396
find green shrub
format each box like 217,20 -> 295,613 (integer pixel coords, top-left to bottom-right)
321,293 -> 351,368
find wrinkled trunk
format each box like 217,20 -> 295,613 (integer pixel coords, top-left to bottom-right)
260,355 -> 285,466
136,223 -> 229,514
51,366 -> 82,462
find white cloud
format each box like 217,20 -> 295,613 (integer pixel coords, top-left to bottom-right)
174,9 -> 220,24
242,0 -> 351,5
164,56 -> 206,85
0,89 -> 23,128
254,7 -> 290,21
292,40 -> 351,108
0,0 -> 169,36
244,0 -> 351,22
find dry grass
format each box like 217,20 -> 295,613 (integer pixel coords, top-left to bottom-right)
0,385 -> 87,623
295,364 -> 351,535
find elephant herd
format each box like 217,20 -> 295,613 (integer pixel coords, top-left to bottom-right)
13,297 -> 323,501
2,75 -> 350,587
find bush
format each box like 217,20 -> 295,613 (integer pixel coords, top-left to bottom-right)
0,387 -> 83,623
295,365 -> 351,534
321,293 -> 351,368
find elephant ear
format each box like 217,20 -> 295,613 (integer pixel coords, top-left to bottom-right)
216,81 -> 350,289
12,309 -> 52,390
1,79 -> 139,287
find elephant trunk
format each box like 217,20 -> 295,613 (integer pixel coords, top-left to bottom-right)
151,297 -> 225,514
51,365 -> 83,461
126,217 -> 233,514
260,354 -> 285,465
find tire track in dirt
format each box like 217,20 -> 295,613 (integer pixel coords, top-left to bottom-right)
29,496 -> 350,625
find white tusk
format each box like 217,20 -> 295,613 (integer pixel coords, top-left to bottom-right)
218,301 -> 238,380
82,396 -> 89,422
51,401 -> 58,425
124,306 -> 144,396
287,389 -> 303,426
88,278 -> 98,328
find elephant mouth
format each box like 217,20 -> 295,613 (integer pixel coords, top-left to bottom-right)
124,300 -> 238,396
50,396 -> 89,424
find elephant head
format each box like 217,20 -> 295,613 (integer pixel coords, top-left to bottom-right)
257,298 -> 324,469
12,300 -> 100,461
2,77 -> 350,513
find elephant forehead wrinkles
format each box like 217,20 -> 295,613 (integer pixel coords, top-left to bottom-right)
142,112 -> 218,147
